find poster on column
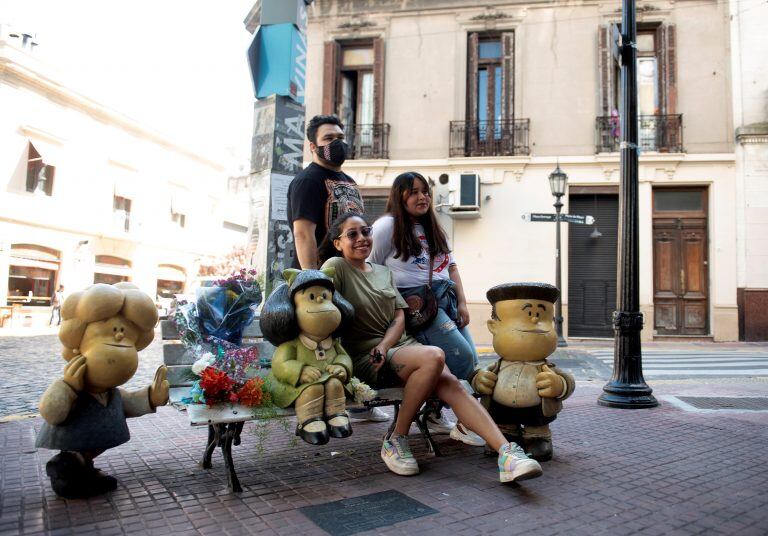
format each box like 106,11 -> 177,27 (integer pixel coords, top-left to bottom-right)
266,172 -> 295,295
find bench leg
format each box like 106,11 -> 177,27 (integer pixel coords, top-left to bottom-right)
385,402 -> 400,437
201,424 -> 219,469
415,412 -> 442,457
233,421 -> 244,446
221,423 -> 242,493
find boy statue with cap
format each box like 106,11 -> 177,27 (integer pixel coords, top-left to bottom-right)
470,282 -> 575,461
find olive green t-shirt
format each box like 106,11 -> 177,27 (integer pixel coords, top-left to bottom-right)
321,256 -> 411,361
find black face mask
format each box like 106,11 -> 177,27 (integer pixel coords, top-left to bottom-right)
315,139 -> 349,167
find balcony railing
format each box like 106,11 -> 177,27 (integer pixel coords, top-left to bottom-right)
348,123 -> 390,160
449,119 -> 530,157
596,114 -> 683,153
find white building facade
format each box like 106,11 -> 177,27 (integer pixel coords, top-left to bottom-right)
0,31 -> 249,328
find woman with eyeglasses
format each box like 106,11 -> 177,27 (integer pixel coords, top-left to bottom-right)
366,171 -> 482,446
317,213 -> 542,483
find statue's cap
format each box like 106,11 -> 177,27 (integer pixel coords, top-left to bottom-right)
486,282 -> 560,305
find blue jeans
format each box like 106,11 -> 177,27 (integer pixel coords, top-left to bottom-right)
400,280 -> 479,381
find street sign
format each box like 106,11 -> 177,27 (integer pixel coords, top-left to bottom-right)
523,213 -> 558,222
561,214 -> 596,225
522,213 -> 596,225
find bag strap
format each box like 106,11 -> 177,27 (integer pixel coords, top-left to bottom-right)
427,252 -> 434,286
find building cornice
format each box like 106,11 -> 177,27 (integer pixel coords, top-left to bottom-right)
736,123 -> 768,144
0,42 -> 224,172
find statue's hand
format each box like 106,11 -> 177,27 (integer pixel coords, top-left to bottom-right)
326,364 -> 348,382
149,365 -> 170,408
299,366 -> 322,384
472,369 -> 498,395
62,355 -> 87,393
536,364 -> 564,398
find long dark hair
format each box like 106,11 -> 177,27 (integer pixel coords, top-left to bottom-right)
386,171 -> 450,260
317,212 -> 370,265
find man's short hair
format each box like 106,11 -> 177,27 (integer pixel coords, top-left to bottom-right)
306,115 -> 344,144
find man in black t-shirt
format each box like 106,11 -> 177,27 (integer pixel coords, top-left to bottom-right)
286,116 -> 387,423
287,115 -> 364,269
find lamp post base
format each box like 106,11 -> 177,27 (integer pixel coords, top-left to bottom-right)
557,336 -> 568,348
598,382 -> 658,408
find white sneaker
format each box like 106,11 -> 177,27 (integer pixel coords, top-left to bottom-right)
450,422 -> 486,447
425,412 -> 455,435
349,406 -> 390,422
381,433 -> 419,476
498,442 -> 543,483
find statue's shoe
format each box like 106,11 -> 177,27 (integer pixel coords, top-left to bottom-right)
524,437 -> 553,462
88,468 -> 118,494
296,417 -> 330,445
326,412 -> 353,439
46,452 -> 116,498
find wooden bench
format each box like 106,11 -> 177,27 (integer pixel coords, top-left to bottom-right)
161,319 -> 451,492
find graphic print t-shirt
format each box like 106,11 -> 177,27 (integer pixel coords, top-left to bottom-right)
287,163 -> 364,267
368,215 -> 455,288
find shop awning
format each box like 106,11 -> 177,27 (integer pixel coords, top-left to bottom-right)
157,265 -> 186,282
94,264 -> 132,278
9,257 -> 59,271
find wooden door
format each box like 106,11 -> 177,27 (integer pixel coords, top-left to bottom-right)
652,188 -> 709,335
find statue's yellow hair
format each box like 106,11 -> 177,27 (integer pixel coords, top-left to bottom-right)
58,282 -> 158,360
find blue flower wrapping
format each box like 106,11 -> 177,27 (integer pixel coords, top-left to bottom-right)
195,282 -> 262,345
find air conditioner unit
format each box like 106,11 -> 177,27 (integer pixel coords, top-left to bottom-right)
448,173 -> 481,219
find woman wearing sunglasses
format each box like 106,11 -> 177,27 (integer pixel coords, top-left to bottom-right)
367,171 -> 481,446
318,213 -> 542,483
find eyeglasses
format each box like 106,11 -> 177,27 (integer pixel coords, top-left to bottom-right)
337,226 -> 372,241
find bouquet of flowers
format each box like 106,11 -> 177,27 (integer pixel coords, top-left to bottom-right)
173,268 -> 269,408
196,269 -> 262,346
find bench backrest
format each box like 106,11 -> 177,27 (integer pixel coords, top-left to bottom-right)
161,318 -> 276,389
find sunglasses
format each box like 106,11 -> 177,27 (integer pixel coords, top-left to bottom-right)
337,226 -> 372,241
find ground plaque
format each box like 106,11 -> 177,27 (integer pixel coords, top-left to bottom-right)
300,489 -> 437,535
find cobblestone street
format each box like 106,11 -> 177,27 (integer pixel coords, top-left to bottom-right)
0,330 -> 164,420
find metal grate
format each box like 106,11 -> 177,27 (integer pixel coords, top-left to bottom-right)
677,397 -> 768,411
300,490 -> 437,536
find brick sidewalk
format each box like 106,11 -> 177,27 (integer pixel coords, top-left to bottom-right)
1,382 -> 767,535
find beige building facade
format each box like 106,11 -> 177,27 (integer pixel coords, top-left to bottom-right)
0,31 -> 249,328
730,0 -> 768,341
302,0 -> 740,344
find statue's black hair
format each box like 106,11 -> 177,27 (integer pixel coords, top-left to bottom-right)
487,282 -> 560,305
259,270 -> 354,346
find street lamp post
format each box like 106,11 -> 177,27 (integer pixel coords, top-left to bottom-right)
549,164 -> 568,347
598,0 -> 658,408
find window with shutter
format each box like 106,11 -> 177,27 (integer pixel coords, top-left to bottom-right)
596,23 -> 681,153
455,31 -> 525,157
321,38 -> 389,159
25,142 -> 55,196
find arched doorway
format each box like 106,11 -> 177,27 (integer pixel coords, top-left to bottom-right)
8,244 -> 61,306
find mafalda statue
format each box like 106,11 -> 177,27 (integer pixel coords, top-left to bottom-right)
471,283 -> 575,461
260,268 -> 355,446
36,282 -> 169,498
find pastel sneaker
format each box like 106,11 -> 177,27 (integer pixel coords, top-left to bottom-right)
498,442 -> 543,483
381,433 -> 419,476
450,422 -> 486,447
425,413 -> 455,435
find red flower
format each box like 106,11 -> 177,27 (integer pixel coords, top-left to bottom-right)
236,377 -> 265,407
199,366 -> 234,404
